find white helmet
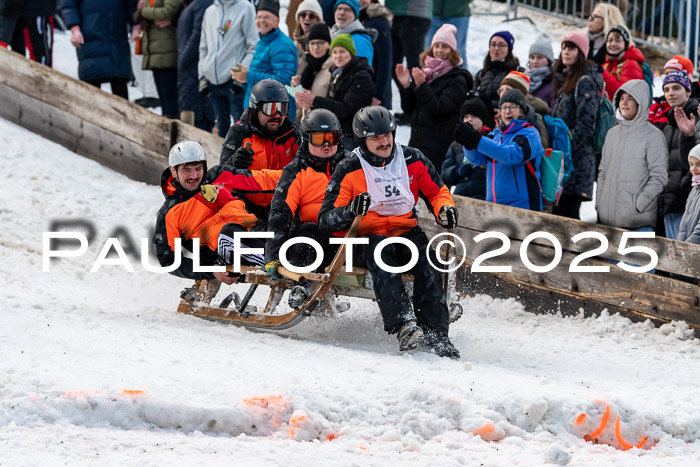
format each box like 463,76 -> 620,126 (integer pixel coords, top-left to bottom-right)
169,141 -> 207,167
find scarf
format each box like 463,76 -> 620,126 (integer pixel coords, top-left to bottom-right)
693,174 -> 700,187
423,55 -> 460,83
330,19 -> 366,38
300,52 -> 329,90
526,65 -> 551,92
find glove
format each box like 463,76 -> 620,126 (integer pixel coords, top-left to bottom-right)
198,78 -> 211,97
231,146 -> 255,169
455,163 -> 470,178
455,122 -> 482,150
265,260 -> 282,279
350,192 -> 371,216
200,184 -> 218,203
438,205 -> 458,229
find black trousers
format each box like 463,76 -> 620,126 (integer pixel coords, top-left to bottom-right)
284,222 -> 338,271
391,16 -> 431,74
356,227 -> 449,336
10,15 -> 53,67
553,193 -> 583,220
86,78 -> 129,100
152,67 -> 179,119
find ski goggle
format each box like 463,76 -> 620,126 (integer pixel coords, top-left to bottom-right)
259,101 -> 289,116
308,131 -> 340,147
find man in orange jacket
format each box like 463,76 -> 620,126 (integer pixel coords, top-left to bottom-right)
220,79 -> 300,171
318,106 -> 460,358
153,141 -> 280,285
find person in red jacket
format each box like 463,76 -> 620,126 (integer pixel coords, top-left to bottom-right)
601,25 -> 644,100
318,105 -> 460,358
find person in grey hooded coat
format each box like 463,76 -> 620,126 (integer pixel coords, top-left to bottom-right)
677,145 -> 700,244
596,79 -> 668,230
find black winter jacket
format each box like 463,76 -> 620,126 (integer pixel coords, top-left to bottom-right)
656,98 -> 700,215
441,141 -> 486,199
474,60 -> 523,112
312,56 -> 374,140
176,0 -> 212,126
552,65 -> 603,200
399,66 -> 473,170
360,3 -> 392,109
58,0 -> 136,82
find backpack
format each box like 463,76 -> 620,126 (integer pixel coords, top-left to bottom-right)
574,75 -> 617,154
609,59 -> 655,100
526,115 -> 573,206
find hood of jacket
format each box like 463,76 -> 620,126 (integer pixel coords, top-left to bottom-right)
613,79 -> 651,127
363,3 -> 393,24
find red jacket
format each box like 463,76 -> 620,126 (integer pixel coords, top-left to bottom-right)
602,47 -> 645,100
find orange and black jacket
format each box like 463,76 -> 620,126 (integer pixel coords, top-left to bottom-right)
153,166 -> 281,280
220,108 -> 300,170
318,145 -> 455,237
265,148 -> 348,262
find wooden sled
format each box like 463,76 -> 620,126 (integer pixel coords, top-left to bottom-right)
176,216 -> 465,330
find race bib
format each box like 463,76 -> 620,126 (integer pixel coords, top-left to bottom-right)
355,145 -> 414,216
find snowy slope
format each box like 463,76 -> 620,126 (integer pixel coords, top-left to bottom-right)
3,109 -> 700,465
2,5 -> 699,465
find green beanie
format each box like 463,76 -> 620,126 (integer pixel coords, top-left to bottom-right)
330,33 -> 356,57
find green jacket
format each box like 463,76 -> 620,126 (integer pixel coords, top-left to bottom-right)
385,0 -> 432,19
433,0 -> 470,17
139,0 -> 181,69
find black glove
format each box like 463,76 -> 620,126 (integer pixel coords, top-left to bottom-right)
455,163 -> 470,178
438,205 -> 458,229
231,146 -> 255,169
198,78 -> 211,97
350,192 -> 371,216
455,122 -> 482,150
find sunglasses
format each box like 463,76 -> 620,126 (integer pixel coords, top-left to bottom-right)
299,12 -> 318,19
260,101 -> 289,117
588,14 -> 603,21
308,131 -> 340,147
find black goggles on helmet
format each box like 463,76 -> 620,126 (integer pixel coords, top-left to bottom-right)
308,131 -> 340,147
259,101 -> 289,117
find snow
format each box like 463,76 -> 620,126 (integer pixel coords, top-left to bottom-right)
2,4 -> 700,465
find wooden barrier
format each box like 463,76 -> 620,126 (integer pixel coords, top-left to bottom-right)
2,47 -> 698,330
0,47 -> 223,184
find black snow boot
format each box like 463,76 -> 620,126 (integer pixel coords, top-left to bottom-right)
421,329 -> 460,359
397,320 -> 424,352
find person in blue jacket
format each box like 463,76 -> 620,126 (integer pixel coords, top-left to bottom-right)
58,0 -> 137,99
455,88 -> 543,211
231,0 -> 298,121
330,0 -> 375,64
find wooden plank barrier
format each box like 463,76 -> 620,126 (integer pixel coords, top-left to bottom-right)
1,47 -> 698,329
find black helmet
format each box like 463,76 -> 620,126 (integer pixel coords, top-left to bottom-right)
249,78 -> 289,110
352,105 -> 396,139
301,109 -> 341,138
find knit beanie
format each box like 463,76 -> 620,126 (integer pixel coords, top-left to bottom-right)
663,71 -> 691,92
607,25 -> 631,50
307,23 -> 331,43
257,0 -> 280,17
330,33 -> 356,56
334,0 -> 359,19
491,31 -> 515,52
499,88 -> 528,114
664,55 -> 694,78
460,98 -> 491,125
561,32 -> 590,59
528,33 -> 554,64
500,71 -> 531,95
296,0 -> 323,22
689,144 -> 700,163
431,23 -> 458,52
